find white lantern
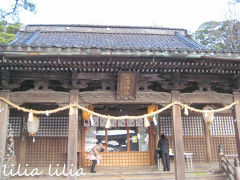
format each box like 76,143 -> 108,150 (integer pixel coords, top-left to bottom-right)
27,116 -> 40,136
202,105 -> 214,124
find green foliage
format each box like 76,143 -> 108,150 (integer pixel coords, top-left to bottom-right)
0,22 -> 20,43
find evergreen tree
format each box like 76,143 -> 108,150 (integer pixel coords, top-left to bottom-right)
0,0 -> 36,43
0,22 -> 21,43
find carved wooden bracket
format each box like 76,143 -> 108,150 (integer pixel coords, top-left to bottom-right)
79,91 -> 171,104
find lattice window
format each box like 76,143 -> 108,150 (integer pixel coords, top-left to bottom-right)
183,137 -> 206,162
160,115 -> 206,162
159,116 -> 172,136
9,116 -> 22,137
182,116 -> 204,136
37,116 -> 69,137
26,137 -> 68,167
210,115 -> 235,135
211,137 -> 237,161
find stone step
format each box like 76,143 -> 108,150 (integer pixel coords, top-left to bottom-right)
10,165 -> 228,180
10,170 -> 228,180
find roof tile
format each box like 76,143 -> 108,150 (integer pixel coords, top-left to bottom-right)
10,24 -> 207,51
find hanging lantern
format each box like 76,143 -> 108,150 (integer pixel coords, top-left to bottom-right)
202,105 -> 214,124
82,104 -> 94,121
147,104 -> 158,121
27,115 -> 40,136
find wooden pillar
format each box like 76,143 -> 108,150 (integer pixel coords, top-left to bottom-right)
0,90 -> 10,179
81,123 -> 85,167
203,118 -> 213,165
155,127 -> 160,149
77,116 -> 82,169
67,90 -> 78,180
233,92 -> 240,160
171,91 -> 186,180
127,127 -> 130,151
149,123 -> 155,165
105,128 -> 108,150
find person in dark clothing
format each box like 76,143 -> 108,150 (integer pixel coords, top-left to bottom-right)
158,134 -> 170,171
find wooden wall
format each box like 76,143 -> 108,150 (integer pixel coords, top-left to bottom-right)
7,111 -> 237,167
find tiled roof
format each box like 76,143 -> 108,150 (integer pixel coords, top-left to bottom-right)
9,24 -> 207,51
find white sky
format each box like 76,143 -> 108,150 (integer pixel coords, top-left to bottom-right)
2,0 -> 239,32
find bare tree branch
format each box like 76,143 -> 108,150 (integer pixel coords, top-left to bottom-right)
2,0 -> 20,19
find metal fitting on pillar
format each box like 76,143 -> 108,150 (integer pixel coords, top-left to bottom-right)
234,158 -> 239,167
218,145 -> 223,155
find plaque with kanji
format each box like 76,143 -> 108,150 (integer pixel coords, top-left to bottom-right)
117,72 -> 138,100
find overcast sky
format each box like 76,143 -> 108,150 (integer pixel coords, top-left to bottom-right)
3,0 -> 239,32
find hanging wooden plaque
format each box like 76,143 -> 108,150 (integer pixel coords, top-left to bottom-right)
117,72 -> 138,100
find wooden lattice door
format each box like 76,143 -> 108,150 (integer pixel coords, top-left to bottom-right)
210,113 -> 237,161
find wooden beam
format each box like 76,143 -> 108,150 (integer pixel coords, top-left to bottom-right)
233,92 -> 240,160
0,90 -> 10,179
67,90 -> 78,180
180,92 -> 233,104
77,73 -> 116,80
171,91 -> 186,180
79,91 -> 171,104
10,91 -> 69,105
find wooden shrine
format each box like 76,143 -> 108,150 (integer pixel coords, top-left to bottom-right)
0,24 -> 240,180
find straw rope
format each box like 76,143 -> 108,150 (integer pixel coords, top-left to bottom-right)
0,97 -> 239,120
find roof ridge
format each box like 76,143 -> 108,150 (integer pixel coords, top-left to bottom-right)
32,31 -> 178,36
20,24 -> 189,36
24,24 -> 187,31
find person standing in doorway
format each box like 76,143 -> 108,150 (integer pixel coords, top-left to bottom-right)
85,142 -> 107,173
158,134 -> 170,171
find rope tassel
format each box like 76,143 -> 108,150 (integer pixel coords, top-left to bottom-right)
69,106 -> 75,116
90,114 -> 94,126
184,105 -> 189,116
105,118 -> 111,129
144,117 -> 150,127
28,111 -> 34,122
153,114 -> 158,126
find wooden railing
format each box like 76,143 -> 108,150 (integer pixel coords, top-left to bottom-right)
218,145 -> 240,180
